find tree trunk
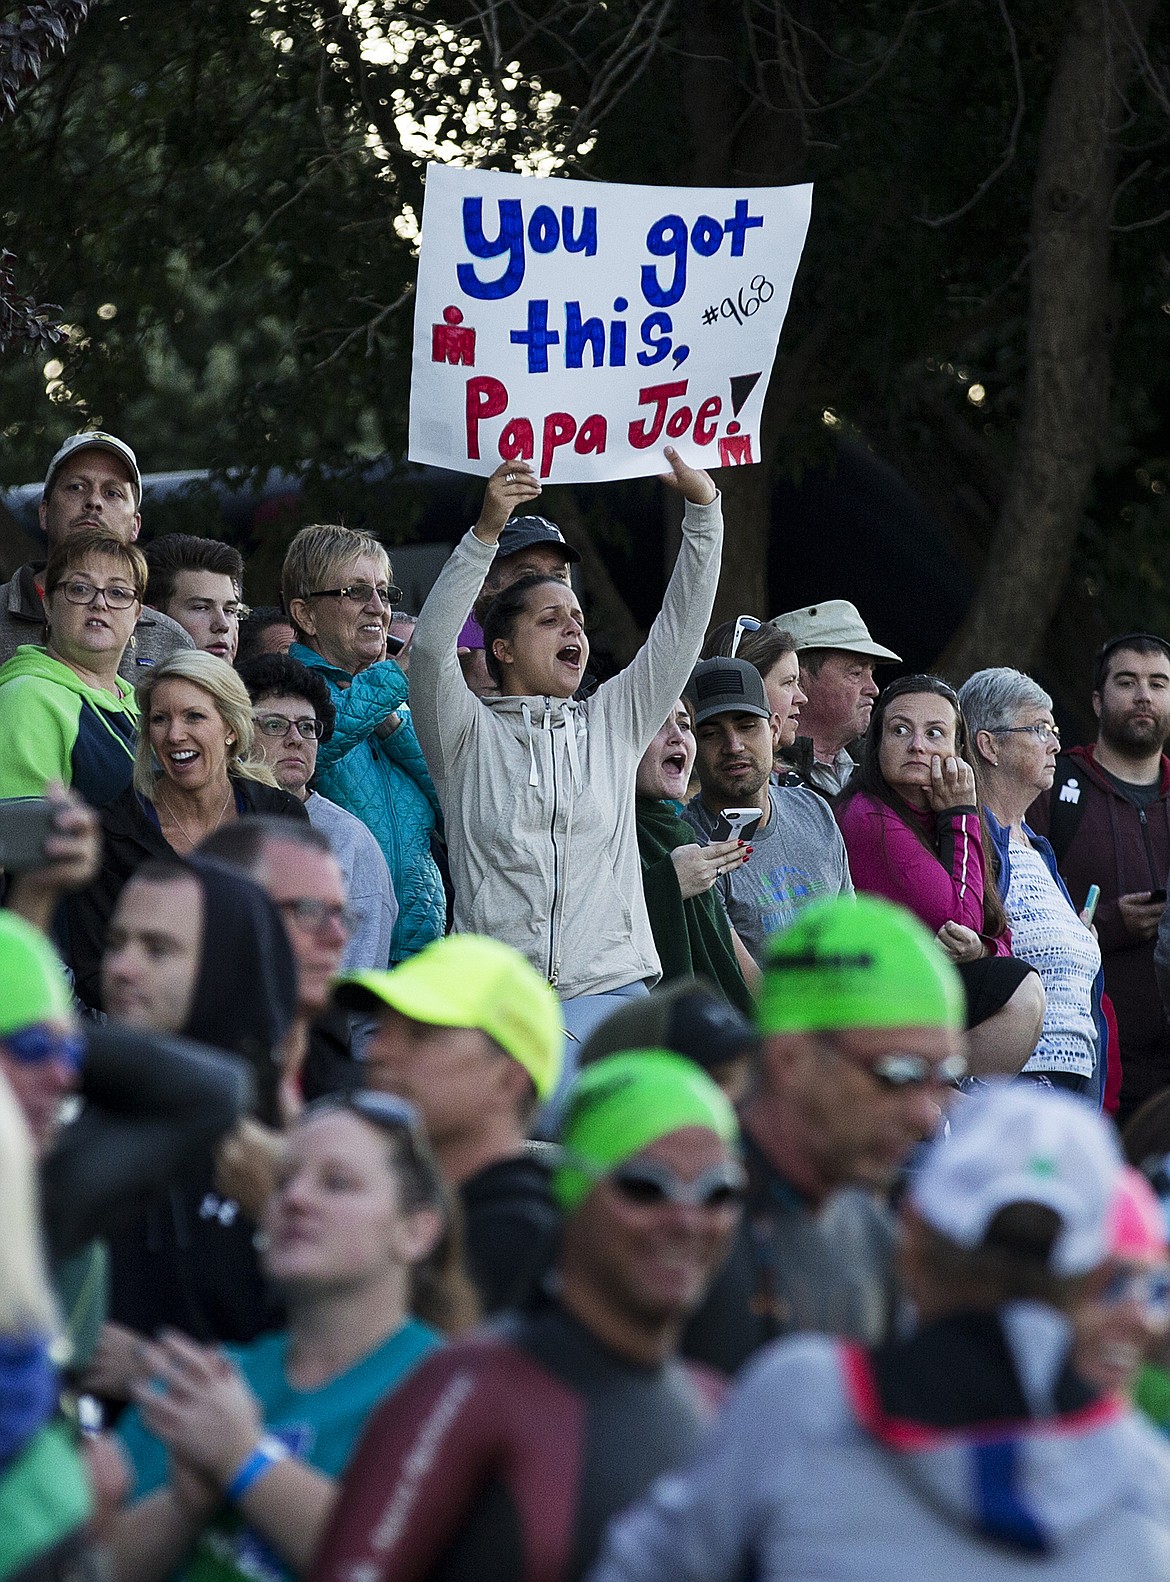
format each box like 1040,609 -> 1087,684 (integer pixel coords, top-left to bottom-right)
937,0 -> 1158,682
676,0 -> 822,623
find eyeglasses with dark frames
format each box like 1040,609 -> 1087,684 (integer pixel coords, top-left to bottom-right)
254,714 -> 325,741
58,578 -> 139,610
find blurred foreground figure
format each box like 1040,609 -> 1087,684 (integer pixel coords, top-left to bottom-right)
312,1052 -> 742,1582
592,1085 -> 1170,1582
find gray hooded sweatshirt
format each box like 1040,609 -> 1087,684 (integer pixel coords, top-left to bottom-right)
411,496 -> 722,997
590,1306 -> 1170,1582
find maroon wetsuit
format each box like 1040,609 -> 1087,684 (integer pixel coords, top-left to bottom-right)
311,1299 -> 722,1582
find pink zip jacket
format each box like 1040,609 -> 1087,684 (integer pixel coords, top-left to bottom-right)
836,791 -> 1010,955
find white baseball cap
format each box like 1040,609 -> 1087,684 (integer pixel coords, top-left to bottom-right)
910,1084 -> 1123,1276
44,431 -> 142,506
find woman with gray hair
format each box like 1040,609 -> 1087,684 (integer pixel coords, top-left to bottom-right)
283,524 -> 443,962
960,667 -> 1109,1103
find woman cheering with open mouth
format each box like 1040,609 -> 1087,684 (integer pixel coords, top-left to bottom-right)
411,447 -> 721,1106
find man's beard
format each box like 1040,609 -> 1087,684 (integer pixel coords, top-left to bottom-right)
1100,709 -> 1170,757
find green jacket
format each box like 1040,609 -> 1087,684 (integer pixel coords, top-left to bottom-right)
0,645 -> 137,807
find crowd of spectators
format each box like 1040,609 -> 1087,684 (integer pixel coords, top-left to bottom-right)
5,429 -> 1170,1578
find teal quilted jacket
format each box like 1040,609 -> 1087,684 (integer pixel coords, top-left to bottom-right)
290,642 -> 445,960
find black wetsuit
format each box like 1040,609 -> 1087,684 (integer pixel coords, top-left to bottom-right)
460,1150 -> 561,1314
311,1299 -> 723,1582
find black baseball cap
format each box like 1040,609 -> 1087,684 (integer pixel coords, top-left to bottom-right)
685,657 -> 771,725
579,979 -> 760,1076
497,515 -> 580,564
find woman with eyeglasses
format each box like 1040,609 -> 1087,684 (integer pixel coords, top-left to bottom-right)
238,652 -> 399,972
0,526 -> 145,806
63,650 -> 306,1011
837,674 -> 1046,1080
960,667 -> 1108,1102
282,525 -> 443,964
411,451 -> 721,1063
108,1093 -> 477,1582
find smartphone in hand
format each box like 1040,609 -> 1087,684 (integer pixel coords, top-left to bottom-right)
0,799 -> 57,873
710,807 -> 762,844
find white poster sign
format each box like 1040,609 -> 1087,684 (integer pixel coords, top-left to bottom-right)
409,163 -> 813,484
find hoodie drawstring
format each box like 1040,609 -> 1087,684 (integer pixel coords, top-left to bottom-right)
521,702 -> 539,788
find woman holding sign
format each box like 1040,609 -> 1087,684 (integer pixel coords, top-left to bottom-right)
411,449 -> 722,1110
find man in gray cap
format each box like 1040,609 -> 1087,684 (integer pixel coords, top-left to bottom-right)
0,431 -> 192,676
682,656 -> 852,966
772,598 -> 900,797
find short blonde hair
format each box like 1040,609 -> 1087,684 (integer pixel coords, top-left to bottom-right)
281,525 -> 392,642
0,1071 -> 59,1338
134,650 -> 278,798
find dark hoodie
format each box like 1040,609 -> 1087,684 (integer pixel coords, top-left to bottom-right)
1029,743 -> 1170,1116
106,857 -> 298,1345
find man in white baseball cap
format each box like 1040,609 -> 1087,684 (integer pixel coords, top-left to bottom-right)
772,598 -> 901,798
0,431 -> 192,675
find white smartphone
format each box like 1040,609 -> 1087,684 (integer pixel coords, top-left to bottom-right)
710,807 -> 762,843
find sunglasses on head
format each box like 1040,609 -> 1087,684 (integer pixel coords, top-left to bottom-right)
2,1025 -> 84,1069
730,615 -> 763,659
1102,1264 -> 1170,1324
305,1088 -> 421,1135
607,1158 -> 747,1211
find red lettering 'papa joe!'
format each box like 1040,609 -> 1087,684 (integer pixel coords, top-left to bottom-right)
466,376 -> 755,476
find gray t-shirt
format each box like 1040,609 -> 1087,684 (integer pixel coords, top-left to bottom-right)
683,782 -> 853,962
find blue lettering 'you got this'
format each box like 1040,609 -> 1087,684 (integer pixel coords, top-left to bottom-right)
640,199 -> 765,307
511,297 -> 684,375
457,198 -> 599,300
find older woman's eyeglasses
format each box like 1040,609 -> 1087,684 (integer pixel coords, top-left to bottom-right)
254,714 -> 325,741
59,578 -> 139,609
994,723 -> 1061,744
307,582 -> 402,608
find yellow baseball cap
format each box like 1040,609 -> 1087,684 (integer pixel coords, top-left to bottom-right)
336,934 -> 565,1100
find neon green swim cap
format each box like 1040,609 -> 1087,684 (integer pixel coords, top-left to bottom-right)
757,893 -> 964,1036
0,913 -> 74,1039
552,1049 -> 739,1212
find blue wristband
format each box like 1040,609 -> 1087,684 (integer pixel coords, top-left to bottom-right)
226,1436 -> 288,1503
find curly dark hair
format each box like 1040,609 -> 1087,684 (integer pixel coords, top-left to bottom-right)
236,652 -> 336,743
